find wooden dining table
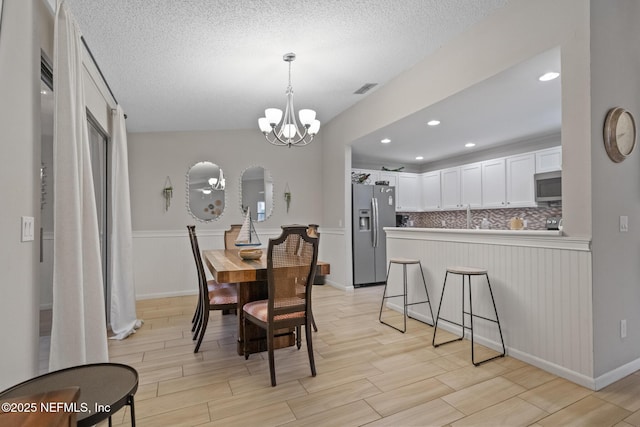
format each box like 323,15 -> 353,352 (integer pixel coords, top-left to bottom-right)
202,249 -> 330,356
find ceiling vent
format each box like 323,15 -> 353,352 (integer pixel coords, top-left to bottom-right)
353,83 -> 378,95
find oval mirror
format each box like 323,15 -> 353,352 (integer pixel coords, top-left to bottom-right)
240,166 -> 273,222
186,161 -> 226,221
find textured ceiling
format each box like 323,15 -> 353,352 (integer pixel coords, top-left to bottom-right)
64,0 -> 511,133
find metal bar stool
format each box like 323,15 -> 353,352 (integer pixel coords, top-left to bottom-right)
432,266 -> 505,366
379,257 -> 434,333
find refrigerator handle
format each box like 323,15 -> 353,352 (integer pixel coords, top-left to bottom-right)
372,197 -> 379,247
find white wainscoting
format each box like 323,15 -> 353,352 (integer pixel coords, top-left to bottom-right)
315,227 -> 348,291
384,228 -> 595,388
132,227 -> 348,299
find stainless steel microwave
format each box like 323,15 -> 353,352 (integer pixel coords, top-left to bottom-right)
535,171 -> 562,202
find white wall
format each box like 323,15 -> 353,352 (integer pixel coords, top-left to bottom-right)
590,0 -> 640,379
126,130 -> 330,297
0,0 -> 41,389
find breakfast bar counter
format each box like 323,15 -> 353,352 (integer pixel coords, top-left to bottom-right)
382,227 -> 596,388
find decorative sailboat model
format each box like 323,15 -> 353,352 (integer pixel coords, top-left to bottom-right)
235,207 -> 263,260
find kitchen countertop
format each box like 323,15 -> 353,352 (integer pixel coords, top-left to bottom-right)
387,227 -> 562,236
384,227 -> 590,251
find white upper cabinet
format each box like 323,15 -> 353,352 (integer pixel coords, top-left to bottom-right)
535,146 -> 562,173
460,162 -> 482,208
441,167 -> 462,209
421,171 -> 441,211
379,171 -> 398,187
481,158 -> 506,208
397,172 -> 421,211
352,146 -> 543,213
506,153 -> 536,207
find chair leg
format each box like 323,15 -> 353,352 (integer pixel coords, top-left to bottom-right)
296,326 -> 302,349
305,320 -> 316,377
191,294 -> 201,330
192,305 -> 203,340
310,310 -> 318,332
194,309 -> 209,353
433,271 -> 464,347
268,327 -> 276,387
418,261 -> 434,326
243,315 -> 250,360
380,262 -> 407,333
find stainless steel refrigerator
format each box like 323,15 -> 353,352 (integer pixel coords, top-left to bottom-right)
352,184 -> 396,286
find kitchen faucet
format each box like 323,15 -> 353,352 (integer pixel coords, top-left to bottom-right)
466,204 -> 471,229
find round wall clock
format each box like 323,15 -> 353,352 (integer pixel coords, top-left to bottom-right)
603,107 -> 636,163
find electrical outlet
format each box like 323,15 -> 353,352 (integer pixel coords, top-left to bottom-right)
620,216 -> 629,232
21,216 -> 35,242
621,319 -> 627,338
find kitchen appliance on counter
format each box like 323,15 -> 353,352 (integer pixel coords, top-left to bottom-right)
396,214 -> 409,227
352,184 -> 396,286
546,217 -> 562,230
535,171 -> 562,202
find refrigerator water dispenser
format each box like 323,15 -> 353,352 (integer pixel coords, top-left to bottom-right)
359,210 -> 371,231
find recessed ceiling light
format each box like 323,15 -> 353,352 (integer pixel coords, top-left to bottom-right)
381,138 -> 391,144
538,72 -> 560,82
465,142 -> 476,148
427,120 -> 440,126
415,156 -> 424,160
41,90 -> 47,95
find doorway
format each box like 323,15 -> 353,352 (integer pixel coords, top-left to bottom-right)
39,54 -> 111,372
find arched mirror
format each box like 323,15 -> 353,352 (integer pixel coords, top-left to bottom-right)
240,166 -> 273,222
186,161 -> 226,221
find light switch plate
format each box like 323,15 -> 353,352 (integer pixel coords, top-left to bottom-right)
620,216 -> 629,232
21,216 -> 35,242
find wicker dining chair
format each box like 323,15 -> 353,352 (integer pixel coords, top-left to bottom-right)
242,225 -> 319,386
187,225 -> 239,353
189,225 -> 241,337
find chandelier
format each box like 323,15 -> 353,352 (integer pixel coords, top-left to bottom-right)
258,53 -> 320,147
201,170 -> 225,195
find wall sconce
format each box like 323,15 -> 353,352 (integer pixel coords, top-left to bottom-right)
163,176 -> 173,211
284,183 -> 291,213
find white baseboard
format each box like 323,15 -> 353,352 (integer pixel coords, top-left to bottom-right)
386,301 -> 602,390
593,357 -> 640,390
324,278 -> 352,292
508,348 -> 596,390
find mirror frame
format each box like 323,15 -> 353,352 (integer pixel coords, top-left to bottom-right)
239,165 -> 274,222
186,161 -> 227,222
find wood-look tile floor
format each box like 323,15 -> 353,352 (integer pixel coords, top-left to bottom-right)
48,285 -> 640,426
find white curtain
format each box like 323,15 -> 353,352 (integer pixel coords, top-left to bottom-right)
109,106 -> 142,339
49,0 -> 108,370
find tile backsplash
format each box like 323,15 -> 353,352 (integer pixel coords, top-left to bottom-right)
399,206 -> 562,230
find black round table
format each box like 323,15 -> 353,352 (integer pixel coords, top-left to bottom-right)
0,363 -> 138,426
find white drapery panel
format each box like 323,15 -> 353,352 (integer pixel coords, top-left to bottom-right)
109,106 -> 142,340
49,0 -> 108,370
